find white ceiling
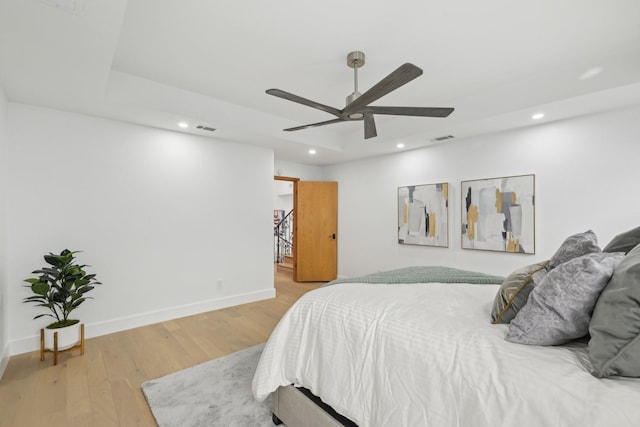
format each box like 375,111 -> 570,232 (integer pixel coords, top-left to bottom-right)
1,0 -> 639,165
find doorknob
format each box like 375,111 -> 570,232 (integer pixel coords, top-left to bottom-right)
330,233 -> 336,240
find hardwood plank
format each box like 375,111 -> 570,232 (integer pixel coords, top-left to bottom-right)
66,354 -> 91,419
86,351 -> 120,427
0,270 -> 322,426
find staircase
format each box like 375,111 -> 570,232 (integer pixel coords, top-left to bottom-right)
274,209 -> 294,274
277,254 -> 294,273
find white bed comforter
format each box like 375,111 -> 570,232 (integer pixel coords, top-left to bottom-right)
252,282 -> 640,427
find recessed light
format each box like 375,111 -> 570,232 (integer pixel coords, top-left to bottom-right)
308,149 -> 317,155
531,113 -> 545,120
396,143 -> 405,148
178,122 -> 189,129
580,66 -> 603,81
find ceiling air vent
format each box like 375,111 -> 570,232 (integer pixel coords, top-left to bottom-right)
38,0 -> 84,15
196,125 -> 217,132
432,135 -> 455,142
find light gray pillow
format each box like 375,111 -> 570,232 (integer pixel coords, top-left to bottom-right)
603,226 -> 640,255
506,252 -> 624,346
548,230 -> 600,270
589,243 -> 640,377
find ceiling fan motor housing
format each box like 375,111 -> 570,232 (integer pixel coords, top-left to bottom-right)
346,91 -> 363,118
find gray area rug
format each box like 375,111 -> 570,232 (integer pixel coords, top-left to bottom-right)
142,343 -> 274,427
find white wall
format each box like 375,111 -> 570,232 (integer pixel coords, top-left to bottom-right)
0,87 -> 8,376
323,105 -> 640,278
273,159 -> 325,216
274,160 -> 324,181
274,180 -> 294,213
6,104 -> 275,354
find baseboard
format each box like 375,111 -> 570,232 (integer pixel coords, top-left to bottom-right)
0,342 -> 9,381
8,288 -> 276,356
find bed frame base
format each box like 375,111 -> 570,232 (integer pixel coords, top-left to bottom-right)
271,386 -> 349,427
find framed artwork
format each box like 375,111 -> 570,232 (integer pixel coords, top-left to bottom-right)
273,210 -> 285,225
398,183 -> 448,247
461,174 -> 535,253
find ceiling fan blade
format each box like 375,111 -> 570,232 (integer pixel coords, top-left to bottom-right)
266,89 -> 342,117
362,106 -> 455,117
342,63 -> 423,115
364,114 -> 377,139
283,118 -> 346,132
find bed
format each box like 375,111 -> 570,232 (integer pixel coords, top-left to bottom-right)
252,229 -> 640,427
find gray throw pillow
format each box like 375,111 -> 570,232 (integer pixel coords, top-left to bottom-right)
491,261 -> 549,324
603,226 -> 640,254
506,252 -> 624,346
589,243 -> 640,377
548,230 -> 600,270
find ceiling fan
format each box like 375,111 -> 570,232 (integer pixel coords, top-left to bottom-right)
266,51 -> 455,140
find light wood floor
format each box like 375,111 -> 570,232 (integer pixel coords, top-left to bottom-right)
0,270 -> 323,427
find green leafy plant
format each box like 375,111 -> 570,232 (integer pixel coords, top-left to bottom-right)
23,249 -> 102,329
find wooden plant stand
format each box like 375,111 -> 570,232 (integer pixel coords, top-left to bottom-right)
40,323 -> 85,366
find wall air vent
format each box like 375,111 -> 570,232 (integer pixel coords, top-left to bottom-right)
432,135 -> 455,142
196,125 -> 217,132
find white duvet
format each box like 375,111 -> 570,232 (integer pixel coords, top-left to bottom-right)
252,282 -> 640,427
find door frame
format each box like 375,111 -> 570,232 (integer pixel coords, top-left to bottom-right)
274,176 -> 299,277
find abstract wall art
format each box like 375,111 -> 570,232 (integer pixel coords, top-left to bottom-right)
398,182 -> 449,247
461,174 -> 535,253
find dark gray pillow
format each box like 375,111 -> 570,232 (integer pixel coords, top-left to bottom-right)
491,261 -> 549,324
589,244 -> 640,377
506,252 -> 624,346
603,226 -> 640,254
548,230 -> 600,270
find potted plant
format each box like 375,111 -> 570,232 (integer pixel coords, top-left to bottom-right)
22,249 -> 101,351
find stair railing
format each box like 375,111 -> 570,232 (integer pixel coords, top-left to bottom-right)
274,209 -> 294,264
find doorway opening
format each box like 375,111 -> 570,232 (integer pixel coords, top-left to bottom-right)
274,176 -> 299,279
273,177 -> 338,283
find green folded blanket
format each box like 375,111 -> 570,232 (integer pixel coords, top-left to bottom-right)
324,266 -> 505,286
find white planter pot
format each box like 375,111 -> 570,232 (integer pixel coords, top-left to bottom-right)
44,321 -> 82,351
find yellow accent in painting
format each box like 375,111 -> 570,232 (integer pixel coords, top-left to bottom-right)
429,211 -> 436,237
507,232 -> 521,253
467,204 -> 479,240
403,202 -> 408,224
442,183 -> 448,201
495,189 -> 503,213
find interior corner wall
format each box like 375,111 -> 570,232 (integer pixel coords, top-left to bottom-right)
0,87 -> 9,377
6,104 -> 275,355
273,160 -> 325,214
323,105 -> 640,278
274,160 -> 324,181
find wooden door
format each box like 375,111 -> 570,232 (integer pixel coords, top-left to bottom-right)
294,181 -> 338,282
